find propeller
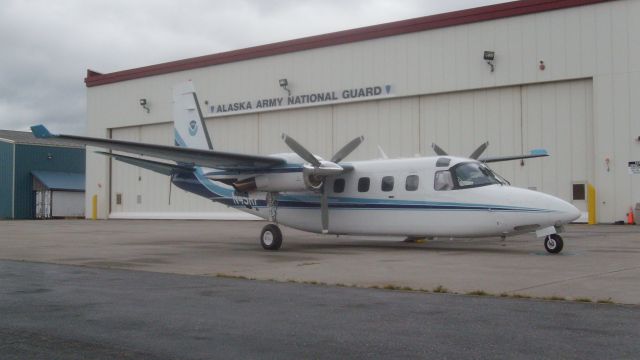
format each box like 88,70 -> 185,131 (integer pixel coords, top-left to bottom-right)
469,141 -> 489,160
282,134 -> 321,167
331,136 -> 364,163
282,134 -> 364,234
431,142 -> 490,160
431,143 -> 448,156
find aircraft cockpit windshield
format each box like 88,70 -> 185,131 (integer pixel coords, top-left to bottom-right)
434,162 -> 507,191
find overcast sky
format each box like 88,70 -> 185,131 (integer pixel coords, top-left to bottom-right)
0,0 -> 509,134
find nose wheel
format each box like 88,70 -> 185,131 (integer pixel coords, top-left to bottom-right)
260,224 -> 283,250
544,234 -> 563,254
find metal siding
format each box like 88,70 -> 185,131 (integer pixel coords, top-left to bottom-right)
333,97 -> 420,160
13,145 -> 85,219
259,107 -> 333,157
110,127 -> 140,213
0,142 -> 14,218
630,72 -> 640,212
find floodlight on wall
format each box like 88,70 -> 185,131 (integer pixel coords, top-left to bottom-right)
279,78 -> 291,96
139,98 -> 150,113
484,51 -> 495,72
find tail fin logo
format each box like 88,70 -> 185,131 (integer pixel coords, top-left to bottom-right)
188,120 -> 198,136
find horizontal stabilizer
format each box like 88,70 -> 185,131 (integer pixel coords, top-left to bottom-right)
480,149 -> 549,163
96,151 -> 194,176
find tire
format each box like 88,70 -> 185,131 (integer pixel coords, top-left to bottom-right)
260,224 -> 283,250
544,234 -> 563,254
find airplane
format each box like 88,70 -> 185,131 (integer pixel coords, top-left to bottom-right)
31,81 -> 580,254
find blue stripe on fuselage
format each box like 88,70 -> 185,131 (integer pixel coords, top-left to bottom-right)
173,130 -> 554,214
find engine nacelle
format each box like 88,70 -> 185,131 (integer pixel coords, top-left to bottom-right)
232,169 -> 325,193
255,172 -> 308,192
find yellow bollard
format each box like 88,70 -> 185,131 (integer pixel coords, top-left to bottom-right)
91,194 -> 98,220
587,184 -> 596,224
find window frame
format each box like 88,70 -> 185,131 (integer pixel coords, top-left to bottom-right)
405,175 -> 419,191
357,177 -> 371,192
333,178 -> 346,193
381,176 -> 394,192
434,170 -> 454,191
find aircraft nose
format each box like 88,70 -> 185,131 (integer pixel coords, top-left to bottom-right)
555,198 -> 581,224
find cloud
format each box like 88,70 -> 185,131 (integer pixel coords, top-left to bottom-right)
0,0 -> 506,134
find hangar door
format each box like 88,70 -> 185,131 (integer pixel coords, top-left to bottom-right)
420,79 -> 593,214
109,123 -> 250,218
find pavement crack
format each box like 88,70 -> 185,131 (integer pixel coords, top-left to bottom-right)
509,265 -> 640,293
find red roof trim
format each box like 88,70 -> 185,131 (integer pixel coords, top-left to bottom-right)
85,0 -> 613,87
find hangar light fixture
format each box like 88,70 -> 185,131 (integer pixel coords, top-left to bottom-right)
279,78 -> 291,96
139,98 -> 150,113
484,51 -> 495,72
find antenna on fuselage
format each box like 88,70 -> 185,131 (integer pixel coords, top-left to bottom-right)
377,145 -> 388,159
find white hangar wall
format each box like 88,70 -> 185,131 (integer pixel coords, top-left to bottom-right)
86,0 -> 640,223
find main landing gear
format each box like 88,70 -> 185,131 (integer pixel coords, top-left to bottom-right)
260,224 -> 283,250
544,234 -> 564,254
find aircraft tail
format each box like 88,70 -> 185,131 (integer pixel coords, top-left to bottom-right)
173,81 -> 213,150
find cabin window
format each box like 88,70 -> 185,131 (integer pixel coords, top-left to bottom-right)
434,171 -> 454,191
405,175 -> 419,191
381,176 -> 394,192
357,177 -> 370,192
333,178 -> 345,193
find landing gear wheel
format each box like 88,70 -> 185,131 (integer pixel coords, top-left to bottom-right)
544,234 -> 563,254
260,224 -> 283,251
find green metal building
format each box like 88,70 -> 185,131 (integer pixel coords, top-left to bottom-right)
0,130 -> 85,219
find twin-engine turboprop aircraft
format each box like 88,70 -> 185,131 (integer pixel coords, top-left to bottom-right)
32,81 -> 580,254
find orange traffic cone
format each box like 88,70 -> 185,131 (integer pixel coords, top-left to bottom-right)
628,207 -> 635,225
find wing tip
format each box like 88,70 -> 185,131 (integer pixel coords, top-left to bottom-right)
530,148 -> 548,156
31,124 -> 54,138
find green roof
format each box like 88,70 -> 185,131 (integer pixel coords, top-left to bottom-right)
0,130 -> 84,148
31,171 -> 85,191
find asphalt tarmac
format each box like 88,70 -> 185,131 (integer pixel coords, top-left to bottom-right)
1,220 -> 639,303
1,260 -> 638,359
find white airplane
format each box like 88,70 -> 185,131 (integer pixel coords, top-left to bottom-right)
32,82 -> 580,254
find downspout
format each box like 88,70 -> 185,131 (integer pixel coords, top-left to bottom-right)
11,143 -> 15,219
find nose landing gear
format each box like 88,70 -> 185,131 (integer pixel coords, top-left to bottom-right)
544,234 -> 563,254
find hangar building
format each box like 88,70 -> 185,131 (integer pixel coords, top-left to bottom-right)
84,0 -> 640,223
0,130 -> 85,219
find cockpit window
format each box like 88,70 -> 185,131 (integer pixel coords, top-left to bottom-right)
434,162 -> 505,191
451,162 -> 504,189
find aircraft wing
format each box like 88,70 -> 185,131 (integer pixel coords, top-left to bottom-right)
31,125 -> 286,170
95,151 -> 195,176
480,149 -> 549,163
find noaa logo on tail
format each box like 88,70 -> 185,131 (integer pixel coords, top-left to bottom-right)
188,120 -> 198,136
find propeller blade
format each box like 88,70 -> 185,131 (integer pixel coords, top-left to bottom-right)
321,186 -> 329,234
469,141 -> 489,160
168,174 -> 173,205
282,133 -> 321,167
431,143 -> 448,156
331,136 -> 364,163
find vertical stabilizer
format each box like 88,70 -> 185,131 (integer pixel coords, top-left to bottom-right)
173,81 -> 213,150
